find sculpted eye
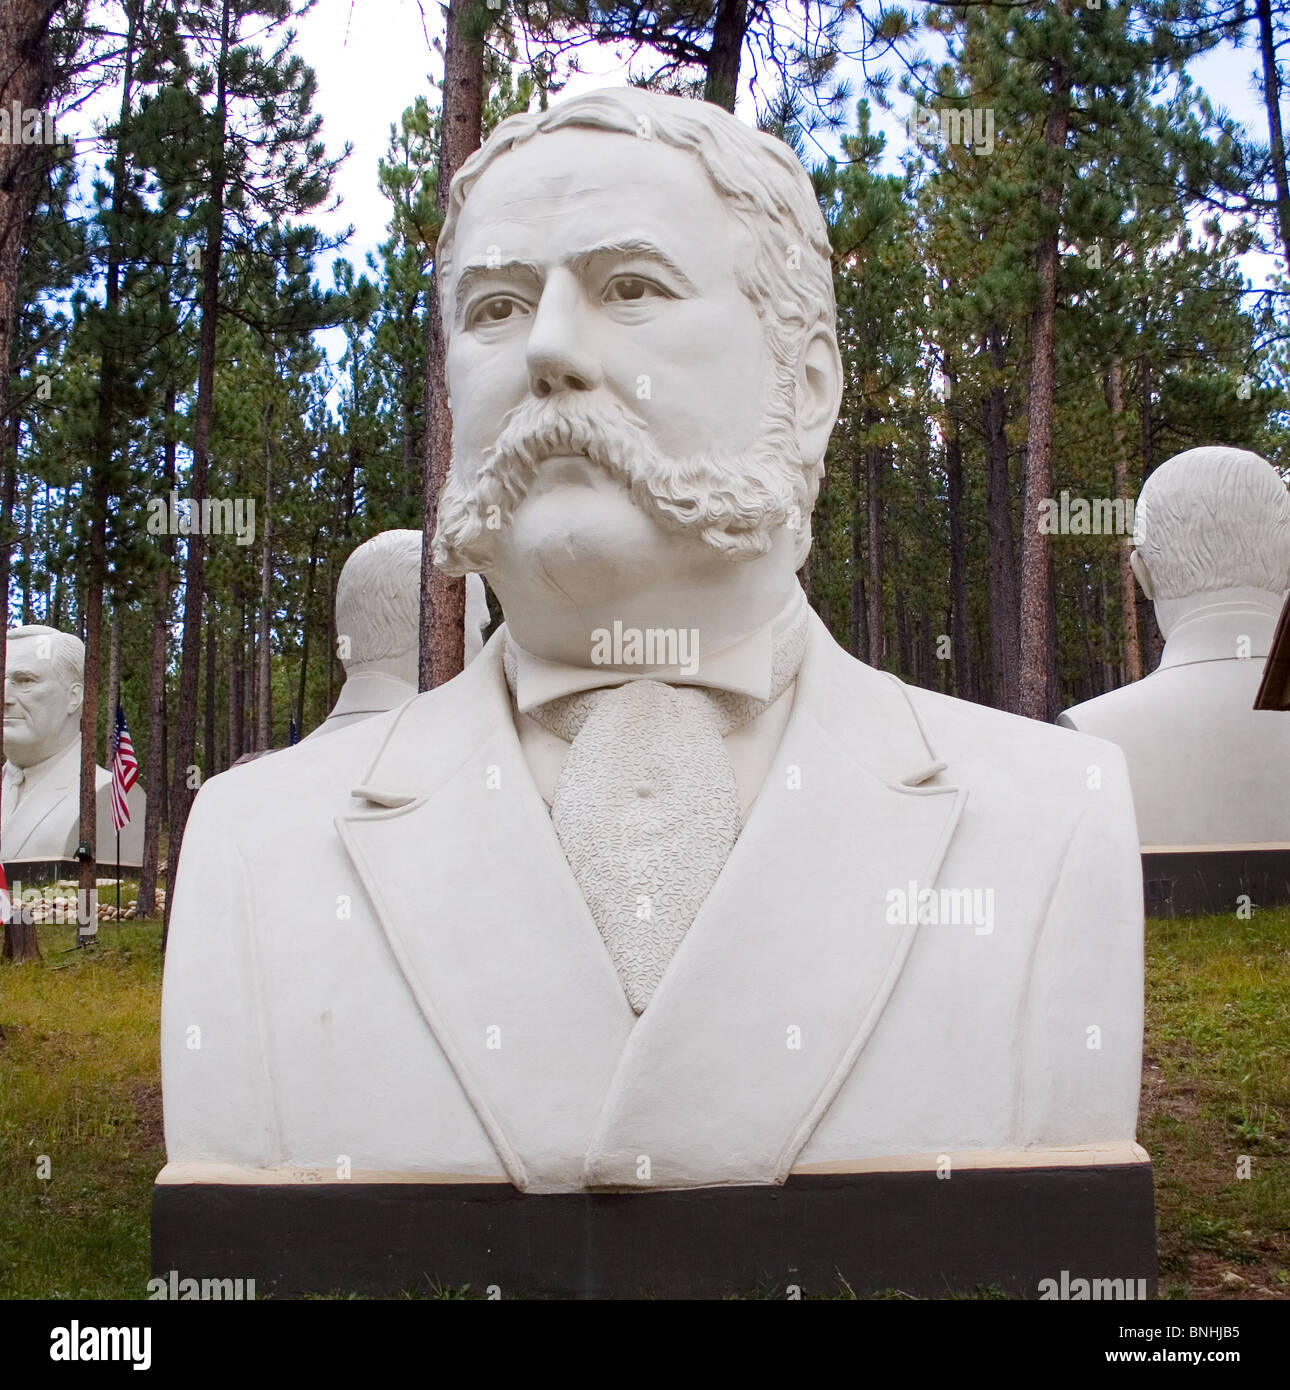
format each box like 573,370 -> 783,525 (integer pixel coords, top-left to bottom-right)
469,295 -> 529,328
603,275 -> 666,304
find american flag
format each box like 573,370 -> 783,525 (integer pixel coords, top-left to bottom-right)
111,705 -> 139,833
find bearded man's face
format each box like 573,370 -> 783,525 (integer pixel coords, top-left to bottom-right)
433,126 -> 806,606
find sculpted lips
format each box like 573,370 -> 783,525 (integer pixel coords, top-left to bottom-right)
531,453 -> 608,491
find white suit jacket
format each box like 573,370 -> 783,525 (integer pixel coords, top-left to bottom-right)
1060,615 -> 1290,848
161,612 -> 1144,1192
2,740 -> 146,867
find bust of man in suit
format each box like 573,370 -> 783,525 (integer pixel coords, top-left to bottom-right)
306,531 -> 489,740
2,624 -> 145,867
1060,446 -> 1290,848
161,88 -> 1144,1194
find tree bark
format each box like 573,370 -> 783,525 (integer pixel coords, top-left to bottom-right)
982,325 -> 1019,711
164,0 -> 229,948
257,394 -> 273,751
849,451 -> 864,658
1139,351 -> 1164,671
1018,0 -> 1073,721
79,0 -> 138,908
1258,0 -> 1290,267
945,368 -> 971,700
1106,360 -> 1140,682
704,0 -> 748,111
227,620 -> 243,765
204,608 -> 217,773
107,607 -> 122,732
0,0 -> 60,962
419,0 -> 485,692
137,520 -> 171,920
866,442 -> 883,668
296,528 -> 319,733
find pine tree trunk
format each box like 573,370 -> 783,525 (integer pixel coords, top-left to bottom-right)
982,325 -> 1019,710
227,623 -> 243,765
1258,0 -> 1290,266
1107,360 -> 1140,681
0,1 -> 58,963
704,0 -> 748,111
204,613 -> 217,773
164,0 -> 230,949
945,381 -> 972,700
1018,0 -> 1073,721
1139,352 -> 1164,671
419,0 -> 485,692
76,473 -> 105,908
849,451 -> 864,658
79,0 -> 139,909
866,442 -> 883,668
141,374 -> 178,922
257,395 -> 273,751
19,473 -> 33,621
137,556 -> 170,919
107,607 -> 122,731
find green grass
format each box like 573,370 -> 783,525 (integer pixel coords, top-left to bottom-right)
1140,911 -> 1290,1298
0,917 -> 163,1299
1,908 -> 1287,1299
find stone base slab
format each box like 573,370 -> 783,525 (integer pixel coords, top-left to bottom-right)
152,1156 -> 1157,1299
1142,847 -> 1290,917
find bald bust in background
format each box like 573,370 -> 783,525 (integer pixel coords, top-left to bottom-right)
1060,446 -> 1290,848
308,530 -> 489,740
2,624 -> 146,866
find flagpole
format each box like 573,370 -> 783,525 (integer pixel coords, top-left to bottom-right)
115,828 -> 121,932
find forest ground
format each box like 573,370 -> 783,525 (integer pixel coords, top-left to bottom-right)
0,908 -> 1286,1300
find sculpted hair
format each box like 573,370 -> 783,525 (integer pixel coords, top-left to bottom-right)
436,87 -> 840,565
1133,447 -> 1290,600
334,531 -> 422,669
6,624 -> 84,691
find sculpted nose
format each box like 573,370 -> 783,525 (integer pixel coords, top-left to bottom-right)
526,269 -> 602,398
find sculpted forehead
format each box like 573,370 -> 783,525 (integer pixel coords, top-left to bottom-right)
5,638 -> 56,679
450,127 -> 748,294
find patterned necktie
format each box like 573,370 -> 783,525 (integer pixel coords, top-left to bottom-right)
2,763 -> 25,822
505,610 -> 808,1013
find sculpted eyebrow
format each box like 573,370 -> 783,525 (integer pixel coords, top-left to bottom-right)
567,240 -> 698,292
454,240 -> 697,322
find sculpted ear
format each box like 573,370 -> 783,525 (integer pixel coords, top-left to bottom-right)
66,681 -> 85,717
794,324 -> 842,465
1129,549 -> 1155,600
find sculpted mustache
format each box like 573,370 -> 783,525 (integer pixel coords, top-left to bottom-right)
471,398 -> 655,500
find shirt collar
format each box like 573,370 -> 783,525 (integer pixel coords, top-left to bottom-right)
507,586 -> 806,715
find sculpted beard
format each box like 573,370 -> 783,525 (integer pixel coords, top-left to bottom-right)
432,373 -> 809,576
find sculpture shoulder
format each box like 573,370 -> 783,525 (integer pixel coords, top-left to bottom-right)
1059,674 -> 1168,735
188,709 -> 402,833
896,679 -> 1132,804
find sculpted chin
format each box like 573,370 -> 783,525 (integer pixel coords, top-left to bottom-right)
161,88 -> 1145,1194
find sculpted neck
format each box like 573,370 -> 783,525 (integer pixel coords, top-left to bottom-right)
489,544 -> 798,670
1154,587 -> 1284,669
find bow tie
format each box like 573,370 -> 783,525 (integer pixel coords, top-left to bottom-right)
503,602 -> 809,743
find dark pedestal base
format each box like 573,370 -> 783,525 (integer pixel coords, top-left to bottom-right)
1142,848 -> 1290,917
152,1161 -> 1157,1299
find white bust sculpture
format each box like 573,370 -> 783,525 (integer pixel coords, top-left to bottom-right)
1,625 -> 146,867
1060,446 -> 1290,849
307,530 -> 488,740
161,88 -> 1143,1195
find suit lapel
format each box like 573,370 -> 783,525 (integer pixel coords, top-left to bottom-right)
584,613 -> 967,1187
3,744 -> 78,859
342,614 -> 967,1193
338,634 -> 635,1193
